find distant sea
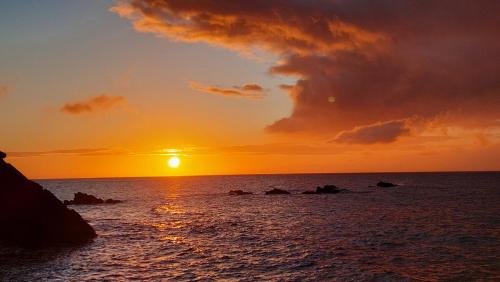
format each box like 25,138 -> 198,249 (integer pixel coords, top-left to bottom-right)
1,172 -> 499,281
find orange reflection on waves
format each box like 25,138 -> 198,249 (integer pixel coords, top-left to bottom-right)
161,235 -> 185,244
151,221 -> 185,230
153,204 -> 185,215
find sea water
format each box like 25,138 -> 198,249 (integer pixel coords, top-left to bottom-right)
1,172 -> 499,281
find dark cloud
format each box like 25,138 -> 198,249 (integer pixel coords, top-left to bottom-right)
111,0 -> 385,55
61,95 -> 126,114
113,0 -> 500,137
332,120 -> 410,144
190,82 -> 265,99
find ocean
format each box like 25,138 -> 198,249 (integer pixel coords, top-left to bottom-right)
1,172 -> 499,281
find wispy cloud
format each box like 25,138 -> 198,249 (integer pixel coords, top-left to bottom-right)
234,83 -> 263,92
7,144 -> 336,159
190,82 -> 265,100
332,120 -> 411,144
60,94 -> 126,114
7,148 -> 128,158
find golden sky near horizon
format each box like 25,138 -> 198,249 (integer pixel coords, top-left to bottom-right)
1,0 -> 499,178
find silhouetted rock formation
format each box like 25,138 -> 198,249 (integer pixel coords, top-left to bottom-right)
64,192 -> 122,205
228,190 -> 253,195
265,188 -> 290,195
376,181 -> 398,188
303,185 -> 345,194
0,151 -> 96,247
105,198 -> 122,204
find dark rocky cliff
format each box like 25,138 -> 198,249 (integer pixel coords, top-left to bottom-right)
0,152 -> 96,247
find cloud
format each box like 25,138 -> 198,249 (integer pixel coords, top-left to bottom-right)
332,120 -> 410,144
7,148 -> 126,158
234,83 -> 263,92
0,85 -> 8,97
113,0 -> 500,135
190,82 -> 265,99
61,94 -> 127,114
9,144 -> 334,159
110,1 -> 385,55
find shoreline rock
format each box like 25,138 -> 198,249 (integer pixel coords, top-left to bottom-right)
0,151 -> 96,247
265,188 -> 290,195
64,192 -> 122,205
376,181 -> 398,188
303,185 -> 345,194
228,190 -> 253,196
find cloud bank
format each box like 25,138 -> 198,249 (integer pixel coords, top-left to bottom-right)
61,94 -> 127,114
112,0 -> 500,138
190,82 -> 265,99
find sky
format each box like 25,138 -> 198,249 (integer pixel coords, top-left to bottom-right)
1,0 -> 499,179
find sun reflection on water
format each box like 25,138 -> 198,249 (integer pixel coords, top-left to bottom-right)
153,204 -> 185,215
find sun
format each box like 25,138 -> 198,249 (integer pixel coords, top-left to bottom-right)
167,156 -> 181,168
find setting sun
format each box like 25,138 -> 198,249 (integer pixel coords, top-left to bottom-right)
167,156 -> 180,168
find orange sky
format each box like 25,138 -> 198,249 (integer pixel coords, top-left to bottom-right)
1,1 -> 499,179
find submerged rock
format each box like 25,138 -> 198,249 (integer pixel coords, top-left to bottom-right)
64,192 -> 122,205
376,181 -> 398,188
265,188 -> 290,195
0,151 -> 96,247
228,190 -> 253,195
303,185 -> 344,194
105,198 -> 122,204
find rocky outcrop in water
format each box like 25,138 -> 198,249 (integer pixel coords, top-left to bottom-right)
0,151 -> 96,247
265,188 -> 290,195
228,190 -> 253,195
63,192 -> 122,205
376,181 -> 398,188
303,185 -> 346,194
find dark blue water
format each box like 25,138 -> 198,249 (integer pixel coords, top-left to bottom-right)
1,172 -> 499,281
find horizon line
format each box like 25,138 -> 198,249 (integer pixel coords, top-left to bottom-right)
33,170 -> 500,181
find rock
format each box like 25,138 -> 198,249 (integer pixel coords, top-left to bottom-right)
228,190 -> 253,195
317,185 -> 341,193
302,184 -> 343,194
72,192 -> 103,204
265,188 -> 290,195
105,199 -> 123,204
0,151 -> 96,247
64,192 -> 122,205
376,181 -> 398,188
